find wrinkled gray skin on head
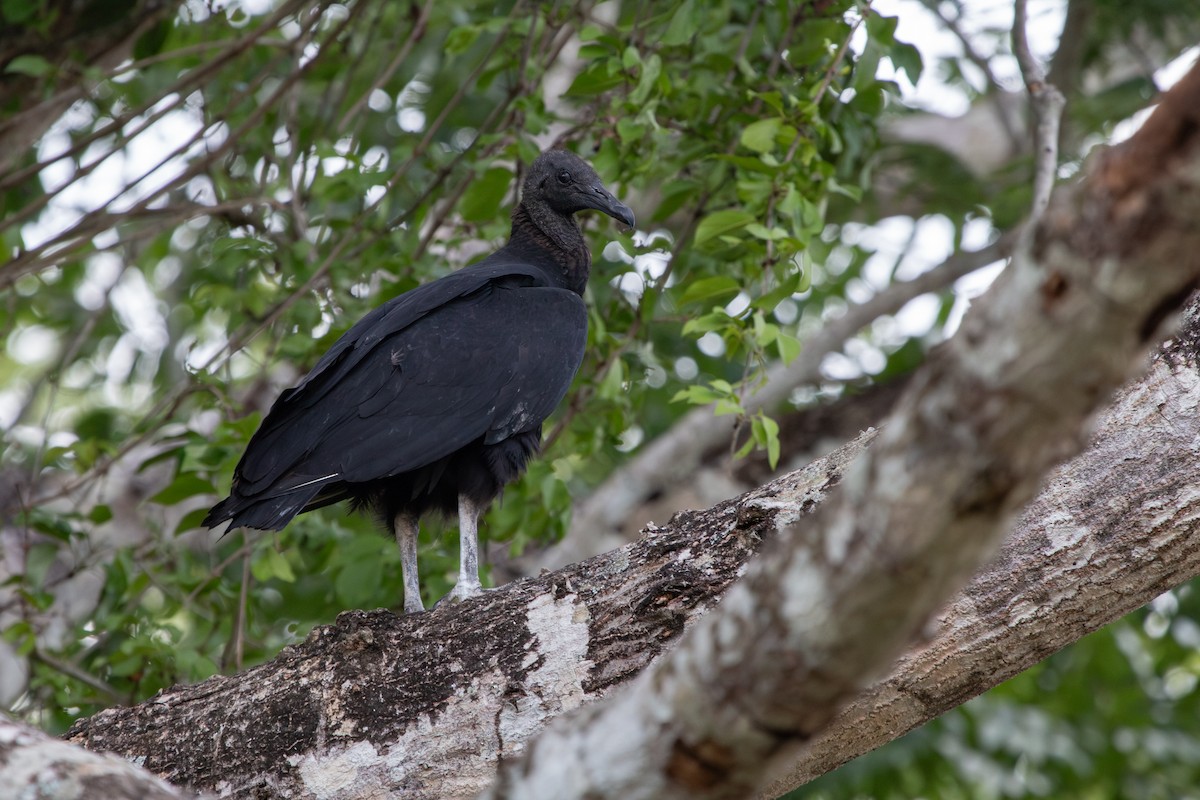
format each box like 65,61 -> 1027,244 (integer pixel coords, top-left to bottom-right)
523,150 -> 636,227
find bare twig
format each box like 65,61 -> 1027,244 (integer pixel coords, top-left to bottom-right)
337,0 -> 436,134
222,545 -> 252,672
921,0 -> 1005,91
184,540 -> 256,607
1013,0 -> 1067,226
32,650 -> 124,705
0,0 -> 309,195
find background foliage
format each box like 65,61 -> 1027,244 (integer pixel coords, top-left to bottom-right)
2,0 -> 1199,796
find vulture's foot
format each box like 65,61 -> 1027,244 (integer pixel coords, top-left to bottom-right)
433,582 -> 493,609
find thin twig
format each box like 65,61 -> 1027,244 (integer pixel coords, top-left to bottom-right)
920,0 -> 1006,92
1013,0 -> 1066,227
812,2 -> 871,109
0,0 -> 312,195
337,0 -> 435,134
32,650 -> 125,704
184,539 -> 255,607
222,542 -> 252,672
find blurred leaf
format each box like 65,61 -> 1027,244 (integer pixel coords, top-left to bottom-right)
695,209 -> 755,245
5,54 -> 51,76
741,118 -> 782,154
460,167 -> 513,223
679,276 -> 741,306
149,475 -> 216,506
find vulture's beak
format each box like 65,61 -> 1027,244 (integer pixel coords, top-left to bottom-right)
585,182 -> 636,229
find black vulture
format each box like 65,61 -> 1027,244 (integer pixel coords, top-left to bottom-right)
204,150 -> 634,612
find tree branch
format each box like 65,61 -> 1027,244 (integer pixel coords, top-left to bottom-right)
0,713 -> 195,800
66,437 -> 858,798
759,312 -> 1200,795
1013,0 -> 1068,226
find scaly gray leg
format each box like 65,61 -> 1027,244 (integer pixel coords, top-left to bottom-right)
435,495 -> 484,607
394,512 -> 424,613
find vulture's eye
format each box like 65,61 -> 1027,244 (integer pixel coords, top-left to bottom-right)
557,170 -> 572,185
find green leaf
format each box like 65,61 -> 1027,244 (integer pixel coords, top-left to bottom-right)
88,505 -> 113,524
266,548 -> 296,583
335,557 -> 383,607
176,507 -> 211,534
26,543 -> 58,588
762,415 -> 781,469
133,19 -> 172,61
445,25 -> 481,55
734,436 -> 756,460
682,310 -> 731,336
1,0 -> 36,25
617,118 -> 645,143
565,61 -> 623,96
694,209 -> 755,245
631,53 -> 662,105
794,252 -> 812,292
714,398 -> 742,416
741,118 -> 782,154
460,167 -> 512,223
753,271 -> 801,311
5,54 -> 51,77
890,41 -> 923,84
149,474 -> 215,506
679,276 -> 740,306
661,0 -> 697,46
671,385 -> 721,405
753,313 -> 778,346
776,332 -> 802,364
597,358 -> 626,400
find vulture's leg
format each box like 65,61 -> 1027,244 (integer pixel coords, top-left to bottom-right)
436,494 -> 484,607
393,512 -> 425,613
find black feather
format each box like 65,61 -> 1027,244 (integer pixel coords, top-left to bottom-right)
204,150 -> 633,539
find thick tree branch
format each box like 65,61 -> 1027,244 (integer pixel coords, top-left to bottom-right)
482,60 -> 1200,799
64,441 -> 859,798
0,713 -> 196,799
760,323 -> 1200,795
